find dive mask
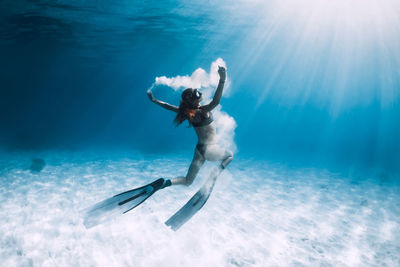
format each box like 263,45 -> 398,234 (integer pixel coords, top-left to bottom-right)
192,89 -> 202,100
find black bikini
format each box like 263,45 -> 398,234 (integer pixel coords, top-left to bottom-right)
191,111 -> 213,127
191,110 -> 213,157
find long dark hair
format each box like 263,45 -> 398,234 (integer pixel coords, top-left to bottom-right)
174,88 -> 198,126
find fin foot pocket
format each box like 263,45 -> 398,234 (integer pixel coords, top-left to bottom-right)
161,179 -> 172,189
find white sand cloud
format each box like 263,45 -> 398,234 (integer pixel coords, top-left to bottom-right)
154,58 -> 230,93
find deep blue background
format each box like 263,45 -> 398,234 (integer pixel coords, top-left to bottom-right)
1,0 -> 399,174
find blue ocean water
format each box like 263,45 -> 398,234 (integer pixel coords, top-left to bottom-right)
1,0 -> 399,266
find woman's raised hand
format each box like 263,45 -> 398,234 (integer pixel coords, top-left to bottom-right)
218,66 -> 226,82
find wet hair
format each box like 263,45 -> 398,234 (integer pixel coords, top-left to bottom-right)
174,88 -> 201,126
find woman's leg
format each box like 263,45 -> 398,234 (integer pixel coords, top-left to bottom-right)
220,150 -> 233,169
167,145 -> 232,187
203,144 -> 233,169
171,148 -> 205,186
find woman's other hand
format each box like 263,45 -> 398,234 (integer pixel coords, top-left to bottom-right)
218,66 -> 226,82
147,90 -> 155,101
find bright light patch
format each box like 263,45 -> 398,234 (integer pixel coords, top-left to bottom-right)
275,0 -> 400,39
249,0 -> 399,29
240,0 -> 400,110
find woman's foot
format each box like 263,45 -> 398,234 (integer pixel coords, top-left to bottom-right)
161,179 -> 172,189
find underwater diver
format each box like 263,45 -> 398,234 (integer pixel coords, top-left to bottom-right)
84,66 -> 232,230
146,65 -> 233,188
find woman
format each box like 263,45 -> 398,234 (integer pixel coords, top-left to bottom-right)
83,67 -> 233,228
147,66 -> 233,188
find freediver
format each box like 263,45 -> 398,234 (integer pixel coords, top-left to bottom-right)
146,66 -> 233,188
83,66 -> 233,229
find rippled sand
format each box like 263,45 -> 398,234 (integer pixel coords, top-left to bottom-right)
0,151 -> 399,266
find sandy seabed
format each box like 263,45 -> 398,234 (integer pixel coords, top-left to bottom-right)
0,151 -> 399,267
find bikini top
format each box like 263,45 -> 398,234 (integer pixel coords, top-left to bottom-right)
190,110 -> 213,127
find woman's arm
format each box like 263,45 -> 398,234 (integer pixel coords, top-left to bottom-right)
201,66 -> 226,112
147,90 -> 179,112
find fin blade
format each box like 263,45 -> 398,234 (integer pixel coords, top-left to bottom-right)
165,174 -> 218,231
83,178 -> 164,228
